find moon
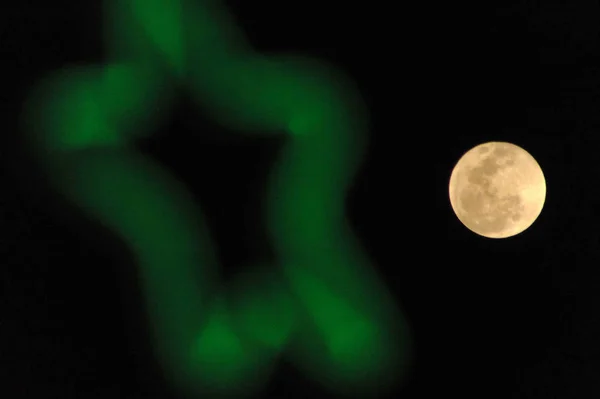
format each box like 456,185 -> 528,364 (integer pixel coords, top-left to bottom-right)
448,141 -> 546,239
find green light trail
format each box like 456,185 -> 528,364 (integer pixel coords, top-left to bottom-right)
20,1 -> 414,397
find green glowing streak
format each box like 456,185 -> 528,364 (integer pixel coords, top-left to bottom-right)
130,0 -> 186,76
21,0 -> 413,396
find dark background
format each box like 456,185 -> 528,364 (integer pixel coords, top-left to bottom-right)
3,0 -> 600,397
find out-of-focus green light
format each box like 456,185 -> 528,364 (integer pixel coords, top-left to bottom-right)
20,0 -> 414,396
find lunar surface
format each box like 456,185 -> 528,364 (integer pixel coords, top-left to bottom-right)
448,142 -> 546,239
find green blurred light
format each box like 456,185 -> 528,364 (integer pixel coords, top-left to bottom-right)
20,0 -> 414,396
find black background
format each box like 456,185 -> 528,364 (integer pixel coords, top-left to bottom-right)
3,0 -> 600,397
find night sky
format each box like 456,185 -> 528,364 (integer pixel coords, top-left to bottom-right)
3,0 -> 600,398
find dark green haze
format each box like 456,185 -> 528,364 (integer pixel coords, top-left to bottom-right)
21,0 -> 413,397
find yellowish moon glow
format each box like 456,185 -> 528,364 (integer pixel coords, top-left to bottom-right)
448,141 -> 546,239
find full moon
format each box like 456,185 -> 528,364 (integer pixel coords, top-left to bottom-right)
448,141 -> 546,239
